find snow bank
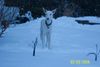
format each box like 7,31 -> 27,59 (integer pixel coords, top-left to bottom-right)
0,16 -> 100,67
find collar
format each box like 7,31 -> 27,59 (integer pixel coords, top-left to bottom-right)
45,19 -> 52,29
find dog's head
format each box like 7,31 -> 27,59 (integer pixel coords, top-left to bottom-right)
43,8 -> 56,20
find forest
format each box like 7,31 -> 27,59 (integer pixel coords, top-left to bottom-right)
4,0 -> 100,18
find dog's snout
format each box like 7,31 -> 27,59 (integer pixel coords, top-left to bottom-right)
46,18 -> 49,20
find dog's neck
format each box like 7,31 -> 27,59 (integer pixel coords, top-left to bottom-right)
45,18 -> 52,29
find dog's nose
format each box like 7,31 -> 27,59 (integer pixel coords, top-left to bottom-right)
47,18 -> 49,20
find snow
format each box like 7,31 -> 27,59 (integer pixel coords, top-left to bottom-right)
0,16 -> 100,67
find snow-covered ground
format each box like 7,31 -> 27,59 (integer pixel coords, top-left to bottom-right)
0,16 -> 100,67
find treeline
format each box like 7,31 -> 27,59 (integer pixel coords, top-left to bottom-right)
4,0 -> 100,18
68,0 -> 100,16
4,0 -> 60,18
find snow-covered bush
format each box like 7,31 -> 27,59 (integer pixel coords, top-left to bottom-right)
0,0 -> 20,23
25,11 -> 33,21
0,6 -> 19,23
0,0 -> 19,37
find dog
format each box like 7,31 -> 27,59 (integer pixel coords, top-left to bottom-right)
40,8 -> 56,49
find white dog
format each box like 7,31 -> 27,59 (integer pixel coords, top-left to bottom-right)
40,8 -> 56,49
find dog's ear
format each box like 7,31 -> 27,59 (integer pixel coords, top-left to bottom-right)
52,9 -> 56,14
43,8 -> 47,13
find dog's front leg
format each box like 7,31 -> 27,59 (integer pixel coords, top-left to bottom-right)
47,32 -> 51,49
41,33 -> 45,48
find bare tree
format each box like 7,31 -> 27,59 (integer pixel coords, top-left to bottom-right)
32,38 -> 38,56
87,44 -> 100,61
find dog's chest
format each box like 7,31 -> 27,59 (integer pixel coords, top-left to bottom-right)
43,19 -> 52,28
41,19 -> 52,33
